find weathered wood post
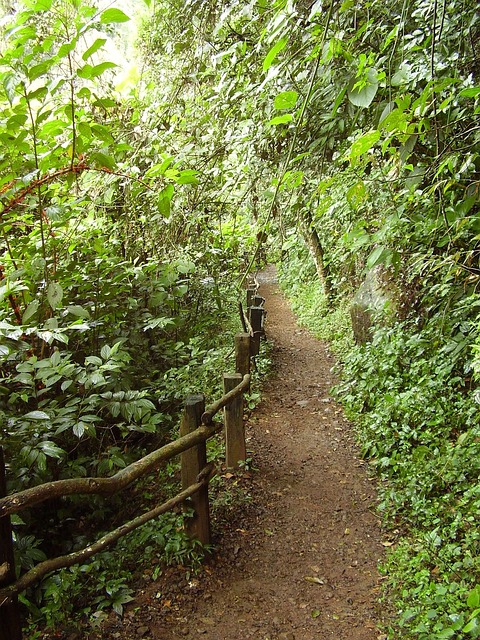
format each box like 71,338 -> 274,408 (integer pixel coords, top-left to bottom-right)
249,306 -> 264,356
180,395 -> 210,545
246,285 -> 256,310
0,447 -> 22,640
235,332 -> 251,390
223,373 -> 246,469
253,295 -> 265,307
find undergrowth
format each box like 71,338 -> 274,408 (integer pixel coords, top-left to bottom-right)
277,252 -> 354,359
278,250 -> 480,639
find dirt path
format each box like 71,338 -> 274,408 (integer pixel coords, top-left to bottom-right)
94,270 -> 383,640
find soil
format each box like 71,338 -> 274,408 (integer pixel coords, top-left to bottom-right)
87,266 -> 385,640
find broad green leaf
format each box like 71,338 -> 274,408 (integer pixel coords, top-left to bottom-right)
32,0 -> 53,10
67,305 -> 90,319
57,41 -> 76,58
348,130 -> 381,160
459,87 -> 480,98
176,170 -> 199,185
77,62 -> 117,79
101,344 -> 111,360
143,317 -> 176,331
367,245 -> 390,269
73,422 -> 85,438
100,8 -> 130,23
158,184 -> 174,218
263,37 -> 287,72
173,284 -> 188,297
23,300 -> 40,323
274,91 -> 298,110
39,441 -> 65,458
348,69 -> 379,108
3,73 -> 19,105
269,114 -> 293,126
91,151 -> 116,170
82,38 -> 107,61
462,617 -> 479,633
47,282 -> 63,310
346,181 -> 367,209
77,122 -> 92,139
28,62 -> 51,81
91,124 -> 114,144
467,587 -> 480,609
24,410 -> 50,420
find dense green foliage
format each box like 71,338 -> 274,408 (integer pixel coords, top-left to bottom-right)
0,0 -> 479,636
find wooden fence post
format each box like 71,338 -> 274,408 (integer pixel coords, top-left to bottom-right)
246,286 -> 256,309
249,306 -> 264,356
223,373 -> 246,469
0,447 -> 22,640
180,395 -> 210,546
235,332 -> 251,389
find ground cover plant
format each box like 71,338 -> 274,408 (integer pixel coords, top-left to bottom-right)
0,0 -> 479,636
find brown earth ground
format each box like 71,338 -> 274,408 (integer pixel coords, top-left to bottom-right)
90,267 -> 385,640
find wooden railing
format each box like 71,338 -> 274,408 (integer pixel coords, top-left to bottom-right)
0,283 -> 265,639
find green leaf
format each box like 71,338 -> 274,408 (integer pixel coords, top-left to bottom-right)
101,344 -> 111,360
100,8 -> 130,23
367,245 -> 390,269
82,38 -> 107,61
91,124 -> 114,144
459,87 -> 480,98
274,91 -> 298,110
347,69 -> 379,108
24,411 -> 50,420
3,73 -> 19,104
77,62 -> 117,79
263,37 -> 288,72
467,588 -> 480,609
91,151 -> 116,170
73,422 -> 85,438
346,181 -> 367,209
32,0 -> 53,10
348,130 -> 381,160
176,170 -> 199,185
39,441 -> 65,459
269,114 -> 293,126
23,300 -> 40,323
158,184 -> 174,218
66,305 -> 90,319
47,282 -> 63,310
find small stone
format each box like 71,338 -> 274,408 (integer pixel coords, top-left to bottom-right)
137,626 -> 149,637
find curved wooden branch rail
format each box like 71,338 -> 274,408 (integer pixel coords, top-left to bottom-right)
202,373 -> 250,424
0,463 -> 215,604
0,423 -> 221,518
0,375 -> 250,518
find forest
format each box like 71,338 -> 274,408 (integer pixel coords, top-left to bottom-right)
0,0 -> 479,637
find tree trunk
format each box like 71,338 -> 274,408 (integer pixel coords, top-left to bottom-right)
301,211 -> 331,298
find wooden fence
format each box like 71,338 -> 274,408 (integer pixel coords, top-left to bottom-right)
0,283 -> 265,639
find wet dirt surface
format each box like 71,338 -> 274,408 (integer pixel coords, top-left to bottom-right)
89,268 -> 384,640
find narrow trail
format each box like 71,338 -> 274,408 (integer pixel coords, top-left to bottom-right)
95,270 -> 384,640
